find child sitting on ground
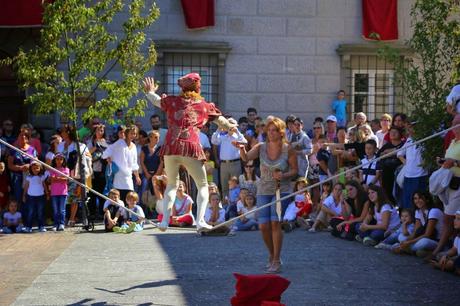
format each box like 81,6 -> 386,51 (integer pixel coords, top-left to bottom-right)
236,188 -> 249,217
203,192 -> 230,236
310,182 -> 344,232
375,208 -> 415,250
430,210 -> 460,276
103,189 -> 125,232
2,200 -> 23,234
229,192 -> 258,236
282,178 -> 313,232
224,176 -> 240,220
114,191 -> 145,233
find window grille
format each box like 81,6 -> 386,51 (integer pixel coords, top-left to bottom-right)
156,52 -> 220,105
343,54 -> 407,121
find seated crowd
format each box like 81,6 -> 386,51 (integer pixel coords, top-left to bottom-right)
0,89 -> 459,276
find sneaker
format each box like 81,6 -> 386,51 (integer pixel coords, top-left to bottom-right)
228,229 -> 236,237
51,227 -> 57,232
39,227 -> 47,233
308,227 -> 316,233
58,225 -> 65,231
125,223 -> 136,233
374,243 -> 392,250
3,227 -> 12,234
355,235 -> 363,242
363,237 -> 377,246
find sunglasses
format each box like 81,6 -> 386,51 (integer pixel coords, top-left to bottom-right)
313,127 -> 321,129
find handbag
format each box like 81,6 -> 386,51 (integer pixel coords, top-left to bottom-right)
396,164 -> 406,188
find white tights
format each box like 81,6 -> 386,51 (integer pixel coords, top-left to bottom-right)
160,155 -> 211,231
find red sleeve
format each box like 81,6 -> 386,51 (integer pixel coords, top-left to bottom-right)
160,96 -> 177,112
206,102 -> 222,121
444,130 -> 455,152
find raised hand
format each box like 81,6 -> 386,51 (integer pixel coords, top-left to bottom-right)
143,77 -> 158,93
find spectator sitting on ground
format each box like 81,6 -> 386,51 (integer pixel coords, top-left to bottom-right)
114,191 -> 144,233
236,188 -> 249,216
394,191 -> 444,258
157,180 -> 194,228
103,189 -> 125,232
2,199 -> 23,234
309,182 -> 345,232
430,210 -> 460,276
375,208 -> 415,250
282,178 -> 313,232
208,182 -> 220,197
229,192 -> 258,235
224,176 -> 240,220
203,192 -> 230,236
356,185 -> 400,246
329,180 -> 369,240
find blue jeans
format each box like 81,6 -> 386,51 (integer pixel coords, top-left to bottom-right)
51,195 -> 67,227
233,218 -> 258,231
357,223 -> 385,243
26,195 -> 45,228
382,231 -> 408,245
410,237 -> 438,252
11,173 -> 24,207
257,193 -> 290,224
402,176 -> 428,209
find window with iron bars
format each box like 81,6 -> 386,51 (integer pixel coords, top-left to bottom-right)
155,52 -> 220,106
343,54 -> 407,121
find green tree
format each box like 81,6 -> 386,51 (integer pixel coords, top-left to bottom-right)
2,0 -> 159,125
380,0 -> 460,170
1,0 -> 159,226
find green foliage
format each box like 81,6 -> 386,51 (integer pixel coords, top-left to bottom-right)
379,0 -> 460,170
2,0 -> 159,125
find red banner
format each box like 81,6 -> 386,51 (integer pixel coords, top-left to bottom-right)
180,0 -> 215,30
0,0 -> 46,27
362,0 -> 398,41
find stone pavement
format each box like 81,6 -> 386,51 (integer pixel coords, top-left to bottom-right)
4,225 -> 460,305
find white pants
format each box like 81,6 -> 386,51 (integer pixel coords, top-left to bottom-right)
162,155 -> 209,226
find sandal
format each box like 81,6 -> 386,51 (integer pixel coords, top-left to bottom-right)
266,261 -> 282,274
68,220 -> 76,227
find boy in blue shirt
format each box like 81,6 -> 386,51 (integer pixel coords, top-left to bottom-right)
331,90 -> 347,128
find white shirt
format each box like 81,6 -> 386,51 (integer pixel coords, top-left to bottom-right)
323,195 -> 342,216
415,208 -> 444,240
446,84 -> 460,113
211,130 -> 247,161
375,204 -> 400,231
102,139 -> 139,190
375,130 -> 387,148
204,207 -> 226,224
26,174 -> 48,196
360,155 -> 380,186
397,137 -> 428,178
284,202 -> 298,221
4,212 -> 22,225
103,199 -> 125,211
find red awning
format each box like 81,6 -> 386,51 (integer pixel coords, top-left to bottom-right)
0,0 -> 46,28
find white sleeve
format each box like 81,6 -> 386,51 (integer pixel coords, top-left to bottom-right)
204,208 -> 211,222
131,147 -> 139,171
136,206 -> 145,218
397,141 -> 408,158
414,209 -> 422,221
235,130 -> 248,143
428,208 -> 443,221
284,202 -> 297,221
146,92 -> 162,108
236,201 -> 244,213
211,131 -> 222,145
381,204 -> 392,213
102,142 -> 114,159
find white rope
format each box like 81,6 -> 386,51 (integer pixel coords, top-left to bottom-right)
0,138 -> 198,232
210,123 -> 460,231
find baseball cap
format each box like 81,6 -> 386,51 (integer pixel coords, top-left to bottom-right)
326,115 -> 337,122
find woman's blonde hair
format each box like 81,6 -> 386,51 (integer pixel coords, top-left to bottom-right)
264,116 -> 287,143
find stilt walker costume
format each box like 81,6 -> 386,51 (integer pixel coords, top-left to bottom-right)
143,73 -> 236,232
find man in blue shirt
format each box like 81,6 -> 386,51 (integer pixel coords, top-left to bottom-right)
331,90 -> 347,128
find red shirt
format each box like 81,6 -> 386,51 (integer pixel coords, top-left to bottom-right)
160,96 -> 221,160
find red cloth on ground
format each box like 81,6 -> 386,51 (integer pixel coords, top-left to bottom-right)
157,214 -> 194,226
180,0 -> 215,29
231,273 -> 290,306
362,0 -> 398,41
